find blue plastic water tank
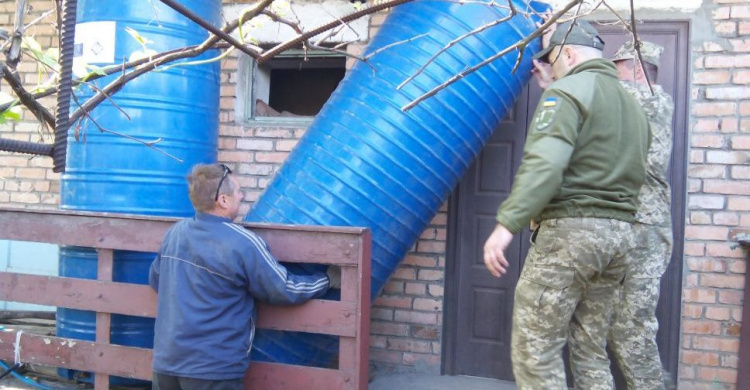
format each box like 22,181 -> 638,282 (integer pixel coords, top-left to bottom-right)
58,0 -> 221,383
245,0 -> 547,367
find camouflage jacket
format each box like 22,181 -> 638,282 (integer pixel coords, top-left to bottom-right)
620,82 -> 674,226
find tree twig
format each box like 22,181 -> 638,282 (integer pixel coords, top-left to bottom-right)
1,63 -> 55,126
629,0 -> 653,94
402,0 -> 583,111
398,0 -> 517,91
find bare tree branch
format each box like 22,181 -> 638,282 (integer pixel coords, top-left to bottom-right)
402,0 -> 584,111
7,0 -> 28,69
629,0 -> 653,94
398,0 -> 517,90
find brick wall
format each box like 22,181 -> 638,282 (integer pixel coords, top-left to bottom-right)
680,1 -> 750,388
0,0 -> 60,209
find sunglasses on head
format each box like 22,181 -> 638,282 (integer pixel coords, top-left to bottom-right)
214,164 -> 232,201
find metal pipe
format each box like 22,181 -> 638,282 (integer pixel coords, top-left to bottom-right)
52,0 -> 78,173
0,138 -> 53,156
158,0 -> 260,59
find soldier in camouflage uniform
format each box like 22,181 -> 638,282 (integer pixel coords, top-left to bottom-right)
483,20 -> 650,390
609,41 -> 675,390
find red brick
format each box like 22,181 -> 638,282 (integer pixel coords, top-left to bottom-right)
689,165 -> 726,178
692,102 -> 736,116
419,228 -> 436,240
719,290 -> 743,305
691,150 -> 705,164
694,70 -> 731,84
742,119 -> 750,132
706,86 -> 750,100
685,274 -> 699,288
429,213 -> 447,225
732,165 -> 750,179
701,274 -> 744,289
688,179 -> 703,193
706,307 -> 731,321
731,4 -> 750,18
403,255 -> 437,267
685,226 -> 729,241
694,119 -> 720,132
218,150 -> 253,163
371,308 -> 394,321
733,308 -> 743,322
416,241 -> 445,254
728,196 -> 750,210
684,289 -> 717,304
682,350 -> 720,366
706,151 -> 748,164
679,366 -> 695,381
370,321 -> 409,336
10,192 -> 40,203
727,323 -> 742,337
691,211 -> 713,224
391,267 -> 416,280
411,325 -> 439,340
417,269 -> 443,281
688,195 -> 725,209
683,304 -> 705,318
696,367 -> 737,383
691,135 -> 726,149
732,136 -> 750,149
703,180 -> 750,195
236,139 -> 273,151
693,336 -> 740,353
275,139 -> 297,152
369,349 -> 403,364
742,21 -> 750,35
413,298 -> 442,311
387,338 -> 432,353
713,212 -> 740,225
729,259 -> 746,273
722,354 -> 739,369
253,128 -> 294,138
730,38 -> 750,52
715,21 -> 737,37
742,102 -> 750,116
684,320 -> 723,335
684,242 -> 706,256
374,295 -> 412,309
741,213 -> 750,227
254,152 -> 289,163
370,335 -> 387,348
383,281 -> 404,294
404,282 -> 426,295
402,352 -> 441,367
687,258 -> 726,272
394,310 -> 438,325
428,284 -> 444,297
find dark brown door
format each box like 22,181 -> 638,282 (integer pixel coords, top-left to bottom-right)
442,88 -> 531,381
444,21 -> 690,386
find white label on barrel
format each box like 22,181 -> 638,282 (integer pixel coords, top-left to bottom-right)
74,21 -> 116,64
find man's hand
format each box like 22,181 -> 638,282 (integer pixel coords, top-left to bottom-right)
532,59 -> 554,89
483,224 -> 513,278
326,266 -> 341,289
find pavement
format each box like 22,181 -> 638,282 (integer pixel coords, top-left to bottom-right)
369,373 -> 517,390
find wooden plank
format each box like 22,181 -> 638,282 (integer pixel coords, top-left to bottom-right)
95,249 -> 113,390
245,362 -> 350,390
0,331 -> 153,380
0,208 -> 365,264
255,300 -> 357,337
0,272 -> 157,317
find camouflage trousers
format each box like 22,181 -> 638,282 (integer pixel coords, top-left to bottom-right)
511,218 -> 636,390
609,223 -> 673,390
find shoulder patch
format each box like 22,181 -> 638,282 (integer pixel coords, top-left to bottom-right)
534,98 -> 560,131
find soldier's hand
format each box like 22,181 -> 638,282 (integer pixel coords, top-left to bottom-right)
483,224 -> 513,278
532,60 -> 554,89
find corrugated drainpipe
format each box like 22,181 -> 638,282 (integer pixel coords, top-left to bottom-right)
51,0 -> 77,172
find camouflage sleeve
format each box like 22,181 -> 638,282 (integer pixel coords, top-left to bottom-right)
496,89 -> 581,233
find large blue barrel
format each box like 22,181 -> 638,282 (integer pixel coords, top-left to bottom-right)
245,0 -> 547,367
58,0 -> 221,383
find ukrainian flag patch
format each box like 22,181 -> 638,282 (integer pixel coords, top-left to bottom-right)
534,97 -> 560,132
542,97 -> 558,108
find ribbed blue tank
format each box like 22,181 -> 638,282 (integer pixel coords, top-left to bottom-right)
57,0 -> 221,384
245,0 -> 547,367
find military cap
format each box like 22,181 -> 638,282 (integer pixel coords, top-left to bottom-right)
533,19 -> 605,63
613,40 -> 664,67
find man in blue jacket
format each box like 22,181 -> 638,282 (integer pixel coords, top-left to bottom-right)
149,163 -> 336,390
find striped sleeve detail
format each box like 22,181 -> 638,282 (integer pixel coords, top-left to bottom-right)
224,223 -> 328,293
